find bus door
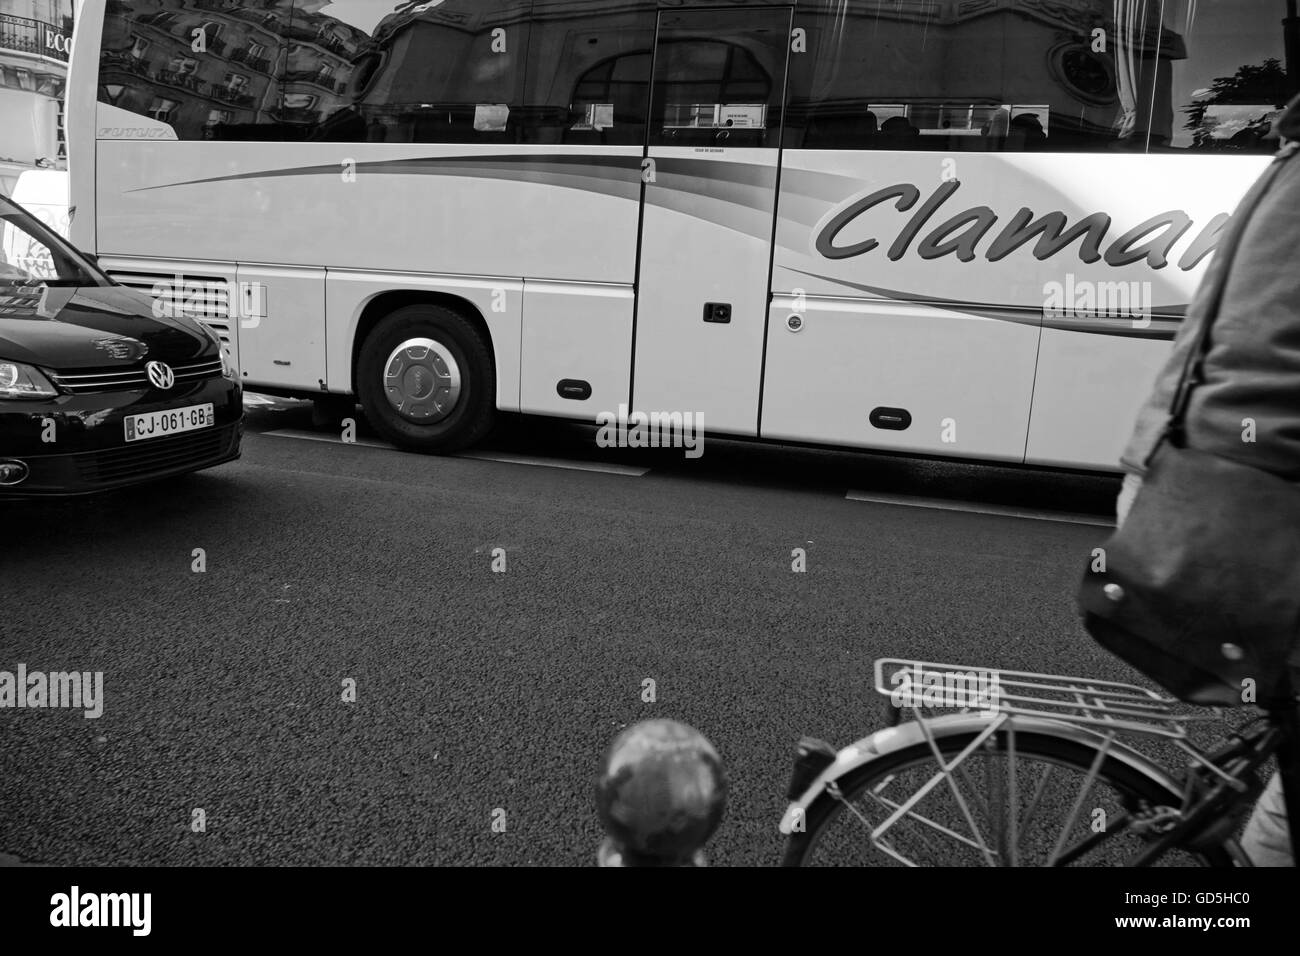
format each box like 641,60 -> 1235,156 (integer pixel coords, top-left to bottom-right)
631,5 -> 792,436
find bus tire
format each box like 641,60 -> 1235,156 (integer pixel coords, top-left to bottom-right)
357,304 -> 495,453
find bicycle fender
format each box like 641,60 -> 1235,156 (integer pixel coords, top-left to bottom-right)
778,713 -> 1182,835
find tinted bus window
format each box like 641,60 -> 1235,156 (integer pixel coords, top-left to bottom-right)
1155,0 -> 1294,153
524,0 -> 657,145
648,8 -> 790,148
273,1 -> 375,139
305,0 -> 533,144
787,0 -> 1169,152
98,0 -> 291,140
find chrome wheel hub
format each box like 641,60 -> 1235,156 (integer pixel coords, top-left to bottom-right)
382,337 -> 461,424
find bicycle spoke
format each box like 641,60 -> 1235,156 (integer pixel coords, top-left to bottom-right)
951,761 -> 992,830
865,787 -> 1000,857
859,777 -> 946,862
1018,761 -> 1055,838
915,712 -> 1003,865
828,781 -> 922,866
1046,734 -> 1114,866
1007,724 -> 1020,868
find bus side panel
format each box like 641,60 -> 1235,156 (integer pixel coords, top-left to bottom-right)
94,142 -> 642,410
766,151 -> 1267,469
1024,330 -> 1173,469
520,280 -> 632,419
236,264 -> 327,393
765,151 -> 1043,461
1022,156 -> 1269,469
92,142 -> 642,282
325,271 -> 523,413
762,293 -> 1039,462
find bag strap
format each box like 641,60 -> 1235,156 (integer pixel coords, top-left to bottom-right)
1163,142 -> 1298,443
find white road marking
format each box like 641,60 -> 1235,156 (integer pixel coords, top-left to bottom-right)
262,428 -> 393,449
258,429 -> 648,476
846,489 -> 1114,527
455,450 -> 648,476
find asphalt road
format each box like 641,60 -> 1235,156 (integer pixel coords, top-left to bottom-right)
1,396 -> 1172,866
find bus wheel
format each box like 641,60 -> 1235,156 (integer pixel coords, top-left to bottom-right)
356,304 -> 495,453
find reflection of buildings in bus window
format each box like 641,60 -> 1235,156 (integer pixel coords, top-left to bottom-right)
782,0 -> 1287,152
92,0 -> 1296,151
278,1 -> 367,130
100,0 -> 285,137
228,1 -> 666,144
336,0 -> 532,141
0,0 -> 72,169
798,1 -> 1163,148
99,0 -> 368,138
568,48 -> 651,136
1161,0 -> 1292,150
298,1 -> 669,144
1191,103 -> 1284,147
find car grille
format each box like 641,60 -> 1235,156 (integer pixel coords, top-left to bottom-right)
73,424 -> 239,485
48,358 -> 224,394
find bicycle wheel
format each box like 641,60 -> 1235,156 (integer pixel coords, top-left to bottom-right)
783,726 -> 1234,866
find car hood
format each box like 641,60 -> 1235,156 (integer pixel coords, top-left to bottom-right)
0,284 -> 214,370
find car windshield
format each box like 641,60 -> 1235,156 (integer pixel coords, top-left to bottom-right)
0,196 -> 106,288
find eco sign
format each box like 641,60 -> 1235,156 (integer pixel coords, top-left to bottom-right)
41,25 -> 71,60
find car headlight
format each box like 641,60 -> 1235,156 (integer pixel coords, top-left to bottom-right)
0,360 -> 58,400
219,346 -> 237,381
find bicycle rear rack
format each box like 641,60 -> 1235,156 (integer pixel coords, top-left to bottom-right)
873,658 -> 1219,740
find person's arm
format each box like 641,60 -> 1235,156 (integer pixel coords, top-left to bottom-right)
1113,97 -> 1300,525
1115,472 -> 1142,527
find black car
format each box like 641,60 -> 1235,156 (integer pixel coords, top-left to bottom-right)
0,194 -> 241,496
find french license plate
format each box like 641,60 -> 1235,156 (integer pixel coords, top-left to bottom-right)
124,403 -> 214,442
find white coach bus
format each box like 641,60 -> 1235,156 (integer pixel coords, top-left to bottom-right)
66,0 -> 1293,468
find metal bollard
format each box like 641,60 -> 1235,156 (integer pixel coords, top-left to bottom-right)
595,718 -> 727,866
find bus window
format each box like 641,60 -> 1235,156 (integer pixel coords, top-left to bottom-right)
1154,0 -> 1294,153
787,0 -> 1169,152
648,24 -> 785,148
98,0 -> 295,141
303,0 -> 533,145
525,1 -> 657,146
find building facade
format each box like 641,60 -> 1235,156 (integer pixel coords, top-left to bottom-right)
0,0 -> 73,192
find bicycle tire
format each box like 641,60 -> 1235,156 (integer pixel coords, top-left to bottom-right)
783,726 -> 1235,867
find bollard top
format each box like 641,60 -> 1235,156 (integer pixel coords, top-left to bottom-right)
595,718 -> 727,866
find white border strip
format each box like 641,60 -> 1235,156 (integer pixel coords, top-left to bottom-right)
846,490 -> 1114,527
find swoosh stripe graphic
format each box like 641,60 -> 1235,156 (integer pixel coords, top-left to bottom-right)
119,153 -> 1182,338
126,152 -> 781,241
128,152 -> 641,191
650,159 -> 777,241
127,153 -> 645,204
786,268 -> 1185,340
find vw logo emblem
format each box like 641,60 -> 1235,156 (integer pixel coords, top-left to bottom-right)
146,361 -> 175,390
